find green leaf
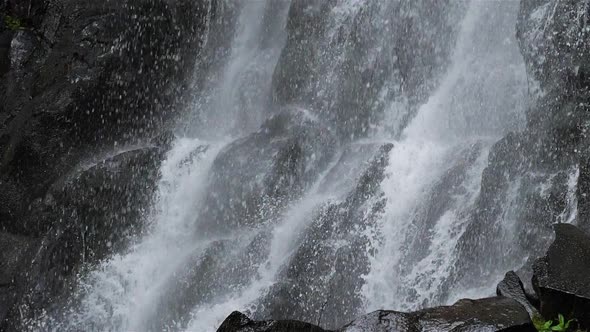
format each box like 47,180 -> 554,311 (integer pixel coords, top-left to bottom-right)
558,314 -> 565,326
544,320 -> 553,328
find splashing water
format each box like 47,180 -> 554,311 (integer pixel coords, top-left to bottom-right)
32,0 -> 569,331
362,0 -> 528,312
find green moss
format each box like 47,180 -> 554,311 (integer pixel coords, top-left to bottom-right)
534,313 -> 575,332
4,15 -> 23,31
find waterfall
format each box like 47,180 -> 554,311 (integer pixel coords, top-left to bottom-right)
363,0 -> 528,311
30,0 -> 541,331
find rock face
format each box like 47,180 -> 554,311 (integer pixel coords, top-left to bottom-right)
0,145 -> 168,330
199,108 -> 338,235
451,0 -> 590,293
0,0 -> 209,329
533,223 -> 590,329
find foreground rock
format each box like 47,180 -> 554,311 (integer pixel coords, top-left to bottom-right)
496,271 -> 539,319
218,222 -> 590,332
533,223 -> 590,329
219,296 -> 533,332
218,311 -> 328,332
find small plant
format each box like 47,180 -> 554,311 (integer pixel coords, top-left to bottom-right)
534,313 -> 574,332
4,15 -> 23,31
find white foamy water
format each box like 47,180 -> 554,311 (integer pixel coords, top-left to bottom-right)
362,0 -> 528,312
184,192 -> 330,331
191,0 -> 291,137
58,138 -> 224,331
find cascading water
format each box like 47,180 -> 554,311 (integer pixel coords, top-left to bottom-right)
29,0 -> 564,331
363,0 -> 528,311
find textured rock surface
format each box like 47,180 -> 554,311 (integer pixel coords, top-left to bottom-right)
0,0 -> 208,236
533,223 -> 590,329
1,145 -> 168,330
0,0 -> 209,329
220,297 -> 534,332
496,271 -> 539,319
218,311 -> 329,332
415,297 -> 533,332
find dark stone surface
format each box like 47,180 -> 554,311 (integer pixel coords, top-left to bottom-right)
416,297 -> 534,332
0,232 -> 36,324
0,0 -> 209,236
0,0 -> 210,329
1,145 -> 167,330
533,223 -> 590,329
220,296 -> 534,332
218,311 -> 330,332
496,271 -> 539,319
340,310 -> 419,332
517,0 -> 590,90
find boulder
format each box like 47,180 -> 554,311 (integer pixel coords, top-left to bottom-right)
340,311 -> 418,332
219,296 -> 534,332
532,223 -> 590,329
415,297 -> 533,332
496,271 -> 539,319
218,311 -> 329,332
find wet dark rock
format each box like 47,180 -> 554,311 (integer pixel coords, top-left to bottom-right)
0,0 -> 209,329
415,297 -> 534,332
452,0 -> 590,291
221,297 -> 534,332
1,146 -> 166,330
517,0 -> 590,90
532,223 -> 590,329
218,311 -> 329,332
340,311 -> 418,332
577,156 -> 590,233
496,271 -> 539,319
199,108 -> 338,234
0,0 -> 210,236
0,232 -> 36,324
